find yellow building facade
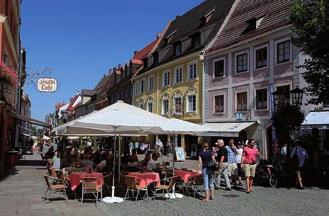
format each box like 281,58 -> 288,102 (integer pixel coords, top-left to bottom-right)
133,52 -> 203,152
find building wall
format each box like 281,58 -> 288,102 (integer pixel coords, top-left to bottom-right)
0,0 -> 21,178
133,52 -> 203,150
204,28 -> 311,159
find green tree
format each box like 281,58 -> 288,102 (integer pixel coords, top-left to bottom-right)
272,104 -> 304,146
290,0 -> 329,104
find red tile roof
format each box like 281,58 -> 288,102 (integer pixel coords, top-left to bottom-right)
208,0 -> 292,54
132,37 -> 161,63
67,95 -> 80,112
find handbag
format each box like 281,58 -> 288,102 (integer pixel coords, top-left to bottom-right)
207,159 -> 217,169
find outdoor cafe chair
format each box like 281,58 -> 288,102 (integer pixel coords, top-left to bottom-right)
43,175 -> 67,201
123,175 -> 148,201
80,177 -> 103,205
153,176 -> 178,199
102,172 -> 113,195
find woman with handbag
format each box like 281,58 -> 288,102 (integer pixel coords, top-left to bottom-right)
198,142 -> 216,201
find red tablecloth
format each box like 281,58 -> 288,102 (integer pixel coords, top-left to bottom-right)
70,172 -> 104,191
127,172 -> 160,188
174,169 -> 200,183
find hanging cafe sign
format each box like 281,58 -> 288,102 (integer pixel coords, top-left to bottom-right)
37,77 -> 58,92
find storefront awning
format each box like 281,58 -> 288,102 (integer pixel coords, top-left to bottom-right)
302,111 -> 329,129
13,113 -> 51,128
202,122 -> 257,137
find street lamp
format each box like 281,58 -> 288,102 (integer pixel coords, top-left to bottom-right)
290,87 -> 304,106
272,86 -> 305,159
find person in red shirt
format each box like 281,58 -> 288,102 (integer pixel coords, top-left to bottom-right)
242,139 -> 260,193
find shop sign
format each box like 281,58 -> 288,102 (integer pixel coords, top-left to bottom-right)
37,77 -> 58,92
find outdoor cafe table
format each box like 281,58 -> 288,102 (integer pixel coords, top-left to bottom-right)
127,172 -> 160,188
69,171 -> 104,191
174,169 -> 200,183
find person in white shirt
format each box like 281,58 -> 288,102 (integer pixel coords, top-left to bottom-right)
52,151 -> 61,170
236,142 -> 244,186
156,139 -> 163,155
147,152 -> 160,170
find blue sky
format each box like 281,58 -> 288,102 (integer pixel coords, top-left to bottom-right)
21,0 -> 202,120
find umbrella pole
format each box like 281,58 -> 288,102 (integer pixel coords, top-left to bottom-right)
118,135 -> 121,183
111,130 -> 117,197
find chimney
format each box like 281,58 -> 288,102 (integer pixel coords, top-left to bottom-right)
134,50 -> 138,55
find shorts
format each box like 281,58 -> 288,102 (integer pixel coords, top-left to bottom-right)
237,163 -> 244,177
227,163 -> 237,176
244,164 -> 257,177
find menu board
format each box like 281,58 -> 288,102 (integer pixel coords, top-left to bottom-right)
175,147 -> 186,161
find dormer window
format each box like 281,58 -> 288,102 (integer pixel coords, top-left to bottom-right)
162,30 -> 176,48
191,33 -> 201,48
153,52 -> 159,64
243,16 -> 264,34
143,58 -> 148,68
174,42 -> 182,56
199,8 -> 215,27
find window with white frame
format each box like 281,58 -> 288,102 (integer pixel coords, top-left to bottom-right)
187,95 -> 196,112
147,98 -> 153,112
162,71 -> 170,87
162,96 -> 169,115
175,67 -> 183,84
173,91 -> 182,114
277,40 -> 290,63
236,92 -> 248,111
256,88 -> 268,110
236,53 -> 248,73
188,62 -> 197,80
276,85 -> 290,105
148,76 -> 154,91
214,95 -> 224,113
214,59 -> 225,78
255,47 -> 267,68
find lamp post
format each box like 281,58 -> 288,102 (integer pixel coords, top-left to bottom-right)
272,86 -> 304,155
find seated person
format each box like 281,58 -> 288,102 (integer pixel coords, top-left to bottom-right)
147,152 -> 160,170
80,154 -> 94,168
142,152 -> 151,167
96,152 -> 108,171
130,150 -> 139,163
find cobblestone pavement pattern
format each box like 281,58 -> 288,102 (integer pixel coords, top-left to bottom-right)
0,154 -> 328,216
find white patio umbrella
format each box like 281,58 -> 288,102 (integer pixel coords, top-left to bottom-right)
156,118 -> 211,199
68,101 -> 167,203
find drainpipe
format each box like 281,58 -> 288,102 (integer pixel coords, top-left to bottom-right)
14,45 -> 23,149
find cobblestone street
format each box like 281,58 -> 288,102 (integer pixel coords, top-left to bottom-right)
0,154 -> 328,216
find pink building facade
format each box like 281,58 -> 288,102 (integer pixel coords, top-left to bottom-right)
203,0 -> 315,159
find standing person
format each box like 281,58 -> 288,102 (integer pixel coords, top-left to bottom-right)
236,142 -> 244,186
215,139 -> 231,190
290,139 -> 309,189
197,142 -> 216,201
52,151 -> 61,170
242,139 -> 260,193
225,138 -> 238,189
156,139 -> 164,155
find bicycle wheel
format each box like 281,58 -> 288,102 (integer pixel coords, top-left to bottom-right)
269,174 -> 278,188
